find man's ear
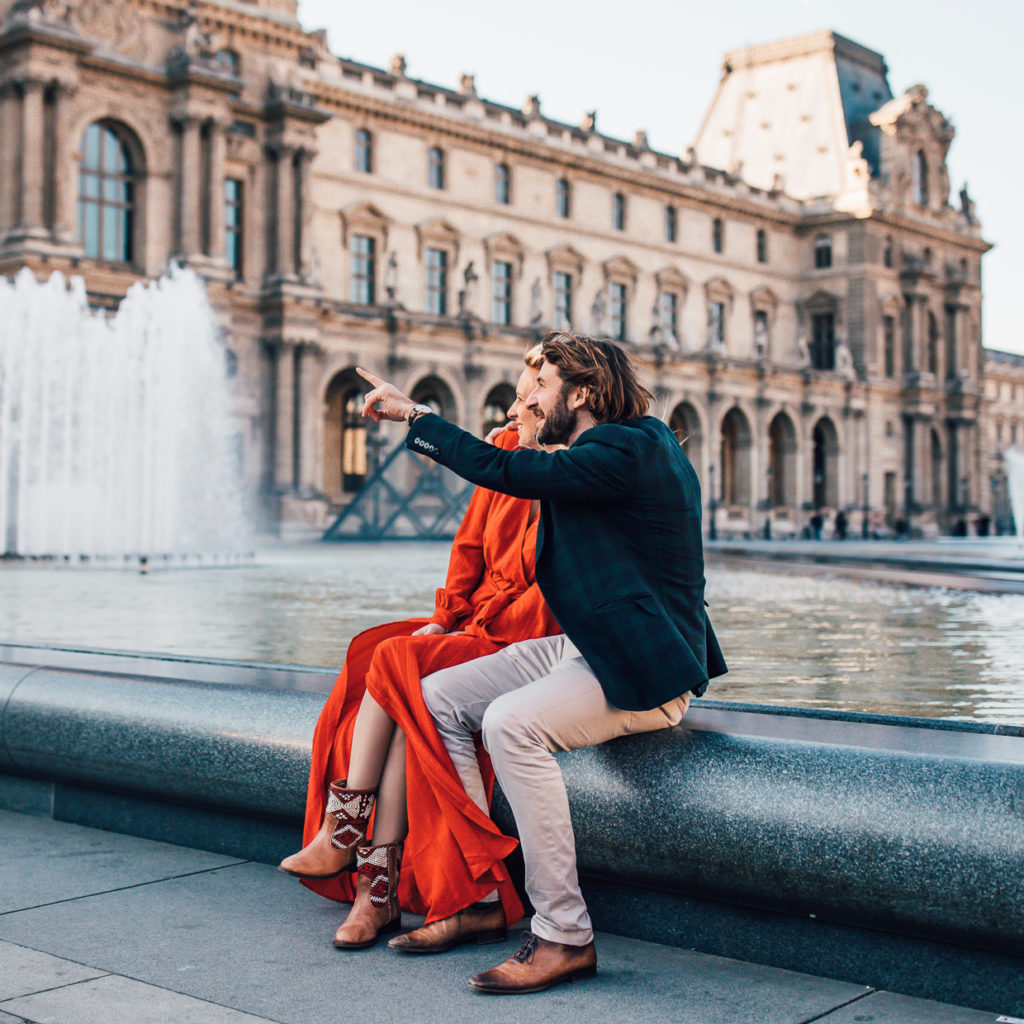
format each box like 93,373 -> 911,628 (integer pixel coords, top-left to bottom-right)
569,385 -> 590,411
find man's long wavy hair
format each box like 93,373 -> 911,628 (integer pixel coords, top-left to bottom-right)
539,331 -> 653,424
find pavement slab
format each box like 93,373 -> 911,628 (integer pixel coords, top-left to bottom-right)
0,942 -> 106,1001
816,989 -> 1011,1023
0,810 -> 999,1024
0,811 -> 243,914
1,974 -> 280,1024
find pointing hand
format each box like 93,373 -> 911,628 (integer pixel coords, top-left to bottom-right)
356,367 -> 416,423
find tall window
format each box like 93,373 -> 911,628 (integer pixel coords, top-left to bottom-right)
665,205 -> 677,243
756,228 -> 768,264
810,313 -> 835,370
612,192 -> 626,231
425,248 -> 448,314
354,129 -> 372,173
814,235 -> 833,269
556,177 -> 571,219
884,315 -> 896,378
224,178 -> 244,276
491,259 -> 513,325
553,271 -> 572,330
712,217 -> 724,254
883,236 -> 894,268
494,162 -> 511,205
913,150 -> 928,206
609,282 -> 627,341
78,121 -> 135,263
428,146 -> 445,189
707,301 -> 725,348
351,234 -> 376,305
658,291 -> 678,340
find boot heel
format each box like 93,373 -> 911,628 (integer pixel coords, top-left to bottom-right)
474,928 -> 507,945
572,965 -> 597,982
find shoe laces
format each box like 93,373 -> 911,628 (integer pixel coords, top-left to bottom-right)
511,931 -> 539,964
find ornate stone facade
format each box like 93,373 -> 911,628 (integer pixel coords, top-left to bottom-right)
0,2 -> 1012,537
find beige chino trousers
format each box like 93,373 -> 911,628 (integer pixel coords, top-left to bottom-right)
421,634 -> 689,946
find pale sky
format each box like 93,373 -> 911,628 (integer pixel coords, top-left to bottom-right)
298,0 -> 1024,355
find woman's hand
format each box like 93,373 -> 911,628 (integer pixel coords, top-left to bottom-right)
412,622 -> 446,636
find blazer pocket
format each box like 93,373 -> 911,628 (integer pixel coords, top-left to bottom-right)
592,592 -> 658,615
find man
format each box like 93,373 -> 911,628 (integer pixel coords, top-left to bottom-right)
357,332 -> 725,993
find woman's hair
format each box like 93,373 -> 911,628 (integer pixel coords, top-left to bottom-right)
539,331 -> 653,423
523,342 -> 545,368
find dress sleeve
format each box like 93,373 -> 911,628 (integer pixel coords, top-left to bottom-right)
428,427 -> 519,629
475,580 -> 561,646
429,483 -> 494,631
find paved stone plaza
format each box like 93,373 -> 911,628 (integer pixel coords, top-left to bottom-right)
0,810 -> 1011,1024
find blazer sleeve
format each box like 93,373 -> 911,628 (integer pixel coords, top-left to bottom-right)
408,416 -> 637,502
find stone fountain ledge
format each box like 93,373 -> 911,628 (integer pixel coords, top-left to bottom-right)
0,644 -> 1021,1016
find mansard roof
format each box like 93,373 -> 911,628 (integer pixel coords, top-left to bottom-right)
693,30 -> 894,202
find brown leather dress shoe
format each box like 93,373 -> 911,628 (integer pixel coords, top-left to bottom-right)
389,902 -> 506,954
468,931 -> 597,994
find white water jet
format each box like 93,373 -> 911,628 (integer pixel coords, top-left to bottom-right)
0,266 -> 250,558
1005,447 -> 1024,545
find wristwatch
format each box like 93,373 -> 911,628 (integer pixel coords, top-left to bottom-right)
407,404 -> 434,426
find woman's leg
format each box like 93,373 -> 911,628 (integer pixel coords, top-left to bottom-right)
279,691 -> 399,876
333,726 -> 408,948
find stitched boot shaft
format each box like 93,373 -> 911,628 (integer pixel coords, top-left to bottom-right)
332,840 -> 404,949
356,840 -> 403,920
326,779 -> 375,850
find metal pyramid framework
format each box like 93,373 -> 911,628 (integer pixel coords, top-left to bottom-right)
322,441 -> 474,541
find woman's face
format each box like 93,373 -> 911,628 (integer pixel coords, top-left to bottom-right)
507,366 -> 541,448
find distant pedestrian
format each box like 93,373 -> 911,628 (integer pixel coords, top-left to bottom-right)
834,510 -> 847,540
810,512 -> 824,540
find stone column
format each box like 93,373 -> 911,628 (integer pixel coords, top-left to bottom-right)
902,415 -> 916,518
295,148 -> 316,283
19,79 -> 47,234
268,142 -> 295,279
49,81 -> 79,244
295,342 -> 322,494
0,82 -> 17,233
902,293 -> 925,375
173,114 -> 202,259
914,416 -> 932,508
206,118 -> 228,260
274,340 -> 296,491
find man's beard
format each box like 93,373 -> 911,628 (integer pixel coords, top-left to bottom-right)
536,389 -> 577,446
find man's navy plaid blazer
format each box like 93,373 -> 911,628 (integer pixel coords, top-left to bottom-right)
408,413 -> 726,712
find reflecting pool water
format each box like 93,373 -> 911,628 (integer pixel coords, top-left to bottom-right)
1,542 -> 1022,723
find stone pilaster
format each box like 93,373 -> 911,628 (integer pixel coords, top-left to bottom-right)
49,80 -> 79,244
273,340 -> 296,491
206,118 -> 228,261
170,113 -> 203,259
267,141 -> 296,280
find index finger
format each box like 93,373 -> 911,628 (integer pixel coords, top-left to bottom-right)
356,366 -> 384,387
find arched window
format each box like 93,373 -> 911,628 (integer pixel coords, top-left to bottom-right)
883,236 -> 894,268
494,162 -> 511,204
712,217 -> 724,254
756,228 -> 768,264
411,375 -> 456,420
354,128 -> 373,173
612,192 -> 626,231
913,150 -> 928,206
482,384 -> 515,437
555,177 -> 571,219
427,146 -> 445,189
814,235 -> 832,269
78,121 -> 137,264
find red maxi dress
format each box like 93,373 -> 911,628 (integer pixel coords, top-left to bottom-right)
300,429 -> 559,927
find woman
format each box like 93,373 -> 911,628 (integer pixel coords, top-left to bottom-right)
279,345 -> 558,951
